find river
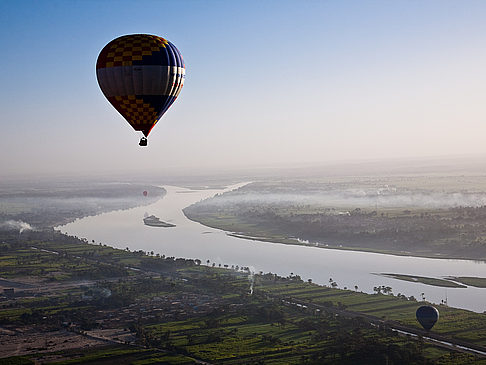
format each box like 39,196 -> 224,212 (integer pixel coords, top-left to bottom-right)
58,183 -> 486,313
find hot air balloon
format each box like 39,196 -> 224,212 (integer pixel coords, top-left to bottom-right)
143,191 -> 148,197
416,305 -> 439,331
96,34 -> 185,146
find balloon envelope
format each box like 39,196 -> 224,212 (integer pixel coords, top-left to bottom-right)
416,305 -> 439,330
96,34 -> 185,137
143,191 -> 148,197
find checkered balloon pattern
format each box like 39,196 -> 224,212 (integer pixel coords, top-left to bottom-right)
96,34 -> 185,137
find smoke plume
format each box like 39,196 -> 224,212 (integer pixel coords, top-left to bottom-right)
248,266 -> 255,295
0,220 -> 34,233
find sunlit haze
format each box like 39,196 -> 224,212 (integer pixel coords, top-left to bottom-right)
1,0 -> 486,177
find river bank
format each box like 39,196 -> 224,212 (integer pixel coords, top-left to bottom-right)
216,230 -> 486,263
183,180 -> 486,262
59,184 -> 486,313
3,228 -> 485,364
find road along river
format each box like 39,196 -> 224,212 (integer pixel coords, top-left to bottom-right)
59,184 -> 486,313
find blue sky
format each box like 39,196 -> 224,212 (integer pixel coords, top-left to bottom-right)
1,1 -> 486,177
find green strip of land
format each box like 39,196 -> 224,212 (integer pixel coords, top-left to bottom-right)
449,277 -> 486,288
380,273 -> 467,288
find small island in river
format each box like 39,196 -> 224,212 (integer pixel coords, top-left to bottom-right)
143,215 -> 176,228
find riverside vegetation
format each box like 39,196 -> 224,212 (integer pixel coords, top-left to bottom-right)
2,229 -> 486,364
183,178 -> 486,260
1,179 -> 486,363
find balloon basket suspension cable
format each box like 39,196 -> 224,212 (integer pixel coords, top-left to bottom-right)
139,137 -> 148,147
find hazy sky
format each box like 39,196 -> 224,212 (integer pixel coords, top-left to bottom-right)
1,0 -> 486,177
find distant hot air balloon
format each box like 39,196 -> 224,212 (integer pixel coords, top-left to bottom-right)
96,34 -> 185,146
416,305 -> 439,331
143,191 -> 148,197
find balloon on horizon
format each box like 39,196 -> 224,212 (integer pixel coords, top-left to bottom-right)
96,34 -> 185,146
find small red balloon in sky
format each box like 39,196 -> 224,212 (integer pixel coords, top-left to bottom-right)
143,191 -> 148,197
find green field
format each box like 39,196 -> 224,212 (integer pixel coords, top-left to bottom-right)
256,279 -> 486,346
2,229 -> 486,363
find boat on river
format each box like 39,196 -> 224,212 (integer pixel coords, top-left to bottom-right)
143,215 -> 176,228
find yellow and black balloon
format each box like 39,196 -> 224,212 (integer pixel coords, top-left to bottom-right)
96,34 -> 185,145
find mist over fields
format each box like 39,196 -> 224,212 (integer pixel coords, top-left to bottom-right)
200,173 -> 486,210
0,220 -> 33,233
207,188 -> 486,209
0,182 -> 166,228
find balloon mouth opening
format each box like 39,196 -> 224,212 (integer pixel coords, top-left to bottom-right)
142,125 -> 155,137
